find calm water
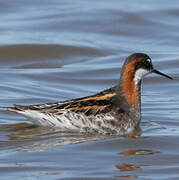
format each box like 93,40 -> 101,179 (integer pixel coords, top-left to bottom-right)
0,0 -> 179,179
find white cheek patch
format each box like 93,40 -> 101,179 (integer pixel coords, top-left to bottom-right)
134,68 -> 150,85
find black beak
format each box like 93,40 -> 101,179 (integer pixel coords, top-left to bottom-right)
152,69 -> 173,80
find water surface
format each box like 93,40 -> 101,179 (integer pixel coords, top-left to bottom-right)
0,0 -> 179,179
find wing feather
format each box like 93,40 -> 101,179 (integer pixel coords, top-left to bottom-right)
7,86 -> 117,116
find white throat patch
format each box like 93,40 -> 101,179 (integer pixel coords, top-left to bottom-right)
134,68 -> 150,85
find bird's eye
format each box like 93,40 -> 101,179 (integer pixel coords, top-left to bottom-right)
146,59 -> 151,63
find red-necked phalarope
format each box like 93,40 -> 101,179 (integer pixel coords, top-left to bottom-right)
7,53 -> 172,135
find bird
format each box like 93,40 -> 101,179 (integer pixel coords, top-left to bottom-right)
7,53 -> 172,135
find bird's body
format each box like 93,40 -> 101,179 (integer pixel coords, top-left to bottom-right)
8,86 -> 140,135
7,53 -> 172,135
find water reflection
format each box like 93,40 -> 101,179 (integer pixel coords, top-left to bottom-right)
0,122 -> 144,150
116,163 -> 141,171
120,149 -> 157,155
116,175 -> 138,178
0,123 -> 110,152
115,164 -> 140,179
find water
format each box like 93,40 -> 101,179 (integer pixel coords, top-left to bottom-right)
0,0 -> 179,179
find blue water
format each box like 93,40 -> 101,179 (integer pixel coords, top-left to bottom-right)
0,0 -> 179,179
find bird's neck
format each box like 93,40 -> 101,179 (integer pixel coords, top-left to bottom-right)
118,68 -> 141,110
120,79 -> 141,109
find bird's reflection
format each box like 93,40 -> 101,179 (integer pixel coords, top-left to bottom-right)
120,149 -> 156,155
0,122 -> 143,152
116,163 -> 141,171
0,123 -> 110,152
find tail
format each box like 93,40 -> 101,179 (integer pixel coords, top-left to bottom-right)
6,104 -> 29,113
6,104 -> 68,127
6,104 -> 48,126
